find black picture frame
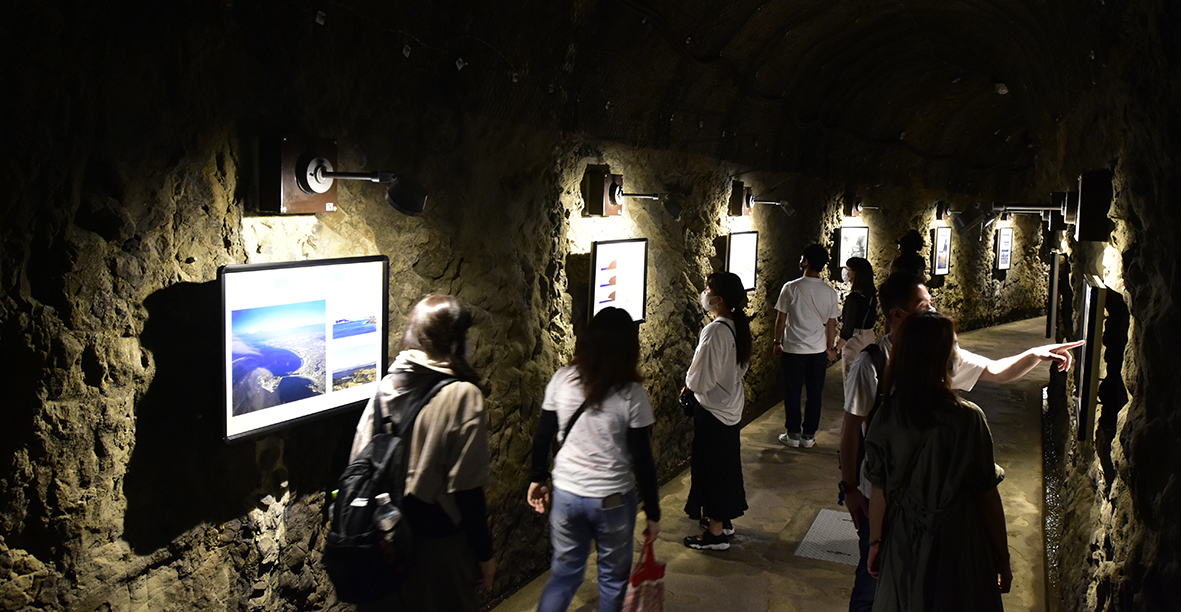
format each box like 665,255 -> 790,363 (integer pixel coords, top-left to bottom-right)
931,226 -> 952,276
1076,275 -> 1106,442
219,255 -> 389,442
996,227 -> 1014,271
726,231 -> 758,292
590,238 -> 649,323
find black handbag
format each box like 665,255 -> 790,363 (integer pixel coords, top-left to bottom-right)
679,388 -> 701,417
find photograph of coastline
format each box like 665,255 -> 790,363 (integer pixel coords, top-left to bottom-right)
332,344 -> 379,391
230,300 -> 327,416
332,314 -> 378,339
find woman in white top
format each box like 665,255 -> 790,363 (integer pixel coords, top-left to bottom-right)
682,272 -> 752,551
527,307 -> 661,612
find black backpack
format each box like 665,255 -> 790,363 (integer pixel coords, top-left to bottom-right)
324,372 -> 458,604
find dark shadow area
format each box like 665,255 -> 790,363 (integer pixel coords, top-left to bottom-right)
123,281 -> 364,553
1096,292 -> 1129,496
565,252 -> 590,334
0,300 -> 56,562
122,280 -> 258,553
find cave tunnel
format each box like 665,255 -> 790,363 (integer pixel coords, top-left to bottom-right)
1,0 -> 1178,610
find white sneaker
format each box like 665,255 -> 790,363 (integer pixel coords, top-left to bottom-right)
800,435 -> 816,449
778,432 -> 801,447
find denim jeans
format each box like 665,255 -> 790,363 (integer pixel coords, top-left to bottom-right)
849,509 -> 876,612
781,351 -> 828,435
537,488 -> 638,612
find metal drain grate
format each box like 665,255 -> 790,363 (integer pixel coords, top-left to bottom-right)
794,509 -> 859,566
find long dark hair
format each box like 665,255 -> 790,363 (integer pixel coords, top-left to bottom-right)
878,311 -> 958,427
572,307 -> 643,408
846,257 -> 876,296
400,294 -> 481,384
707,272 -> 752,366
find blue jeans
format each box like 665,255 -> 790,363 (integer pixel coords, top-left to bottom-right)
538,488 -> 638,612
849,509 -> 876,612
782,351 -> 828,435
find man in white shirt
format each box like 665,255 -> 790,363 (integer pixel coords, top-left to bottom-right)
773,244 -> 840,448
839,271 -> 1085,612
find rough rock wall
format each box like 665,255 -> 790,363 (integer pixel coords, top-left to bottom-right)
0,3 -> 1055,611
1039,0 -> 1181,609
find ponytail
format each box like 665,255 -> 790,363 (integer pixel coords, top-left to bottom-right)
706,272 -> 753,366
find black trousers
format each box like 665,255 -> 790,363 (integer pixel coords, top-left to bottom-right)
781,351 -> 828,436
684,405 -> 748,522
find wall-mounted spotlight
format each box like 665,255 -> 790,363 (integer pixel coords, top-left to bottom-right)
583,166 -> 661,216
262,136 -> 427,216
935,202 -> 952,221
952,205 -> 989,235
842,198 -> 861,217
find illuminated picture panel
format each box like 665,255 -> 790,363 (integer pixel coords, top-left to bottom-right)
839,226 -> 869,264
220,255 -> 389,441
996,227 -> 1014,271
727,231 -> 758,292
1076,275 -> 1106,442
590,238 -> 648,322
931,226 -> 952,276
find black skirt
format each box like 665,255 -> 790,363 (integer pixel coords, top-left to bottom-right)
684,404 -> 748,521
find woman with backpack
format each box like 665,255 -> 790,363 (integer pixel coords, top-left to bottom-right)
682,272 -> 751,551
834,257 -> 878,378
348,295 -> 495,612
527,307 -> 661,612
864,311 -> 1011,611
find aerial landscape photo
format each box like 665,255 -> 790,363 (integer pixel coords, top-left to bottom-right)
331,343 -> 379,391
230,300 -> 327,415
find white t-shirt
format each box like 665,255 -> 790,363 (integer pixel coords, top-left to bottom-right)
544,365 -> 656,499
843,334 -> 991,495
775,276 -> 840,354
686,318 -> 749,426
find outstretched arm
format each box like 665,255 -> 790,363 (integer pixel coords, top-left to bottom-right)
978,340 -> 1085,383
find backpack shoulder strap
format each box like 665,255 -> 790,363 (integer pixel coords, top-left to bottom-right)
395,373 -> 462,439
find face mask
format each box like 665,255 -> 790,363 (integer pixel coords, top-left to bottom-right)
841,268 -> 852,284
700,291 -> 720,312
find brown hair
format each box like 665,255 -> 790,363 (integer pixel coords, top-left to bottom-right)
878,310 -> 958,426
400,294 -> 481,384
572,307 -> 643,408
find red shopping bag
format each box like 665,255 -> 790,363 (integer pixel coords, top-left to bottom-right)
622,534 -> 665,612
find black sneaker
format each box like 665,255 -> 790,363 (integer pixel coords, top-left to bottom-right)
683,530 -> 730,551
699,517 -> 735,536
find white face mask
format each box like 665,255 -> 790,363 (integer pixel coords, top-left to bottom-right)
841,268 -> 852,284
700,290 -> 720,313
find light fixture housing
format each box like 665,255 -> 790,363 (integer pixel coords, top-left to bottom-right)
263,136 -> 427,216
953,206 -> 987,235
729,181 -> 753,216
583,167 -> 660,216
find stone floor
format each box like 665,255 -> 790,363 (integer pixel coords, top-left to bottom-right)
492,317 -> 1051,612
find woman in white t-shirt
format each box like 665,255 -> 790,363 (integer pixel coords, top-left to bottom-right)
527,307 -> 661,612
682,272 -> 751,551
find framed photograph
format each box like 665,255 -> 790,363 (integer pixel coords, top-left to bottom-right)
996,227 -> 1014,271
590,238 -> 649,322
931,226 -> 952,276
1046,254 -> 1062,340
1076,275 -> 1106,442
220,255 -> 389,441
726,231 -> 758,292
839,226 -> 870,264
